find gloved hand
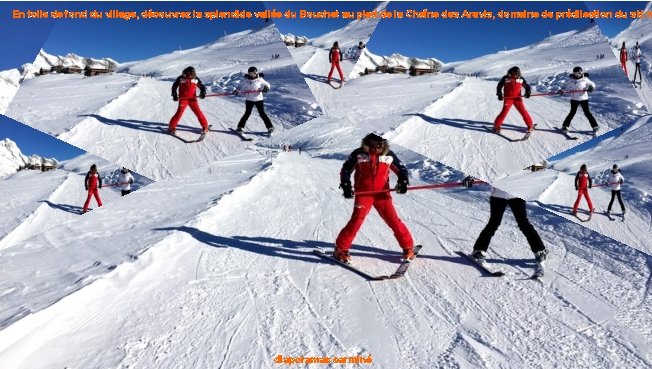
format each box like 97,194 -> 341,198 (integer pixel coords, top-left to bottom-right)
524,90 -> 531,98
340,182 -> 354,199
587,85 -> 595,93
199,91 -> 206,99
462,175 -> 475,188
575,186 -> 578,191
395,179 -> 409,194
233,90 -> 239,96
262,86 -> 270,93
558,90 -> 564,95
589,184 -> 592,189
172,93 -> 179,102
618,178 -> 623,184
85,186 -> 88,191
497,92 -> 503,101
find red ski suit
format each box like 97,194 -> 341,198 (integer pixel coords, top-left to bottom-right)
573,171 -> 594,213
83,171 -> 103,213
169,75 -> 209,131
328,47 -> 344,82
620,46 -> 628,75
335,146 -> 414,251
494,75 -> 533,130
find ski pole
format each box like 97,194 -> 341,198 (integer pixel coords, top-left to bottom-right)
102,181 -> 130,187
179,90 -> 264,100
504,90 -> 587,99
354,180 -> 485,196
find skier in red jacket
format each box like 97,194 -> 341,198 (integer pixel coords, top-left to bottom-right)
82,164 -> 103,214
168,66 -> 209,135
620,42 -> 628,76
573,164 -> 594,216
493,66 -> 534,133
334,133 -> 415,263
327,41 -> 345,84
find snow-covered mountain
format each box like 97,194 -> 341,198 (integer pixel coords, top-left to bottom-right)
0,138 -> 58,178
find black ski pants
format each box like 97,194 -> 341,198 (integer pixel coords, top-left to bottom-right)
121,190 -> 131,196
237,100 -> 273,129
562,100 -> 598,129
473,197 -> 546,254
633,63 -> 642,83
607,190 -> 625,212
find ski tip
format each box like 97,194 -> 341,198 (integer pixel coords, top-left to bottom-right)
493,271 -> 506,277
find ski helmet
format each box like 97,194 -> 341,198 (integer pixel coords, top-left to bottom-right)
573,66 -> 583,74
362,133 -> 387,150
183,66 -> 195,75
507,66 -> 520,76
248,66 -> 258,74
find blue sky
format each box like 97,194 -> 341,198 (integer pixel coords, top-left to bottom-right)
1,1 -> 270,66
266,1 -> 378,38
0,116 -> 85,161
368,1 -> 613,62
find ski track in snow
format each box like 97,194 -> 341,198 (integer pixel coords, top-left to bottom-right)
0,153 -> 650,368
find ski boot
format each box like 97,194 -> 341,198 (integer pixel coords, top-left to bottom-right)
333,247 -> 351,264
403,248 -> 416,262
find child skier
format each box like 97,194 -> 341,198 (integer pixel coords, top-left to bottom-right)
168,66 -> 209,135
334,133 -> 415,263
573,164 -> 594,216
560,67 -> 599,134
327,41 -> 345,83
493,66 -> 534,133
632,42 -> 642,84
118,167 -> 135,196
234,66 -> 274,134
462,177 -> 548,272
607,164 -> 626,217
83,164 -> 103,214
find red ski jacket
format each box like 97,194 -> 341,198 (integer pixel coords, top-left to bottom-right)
340,145 -> 408,192
329,48 -> 343,64
85,172 -> 102,190
496,75 -> 531,99
620,47 -> 628,64
171,75 -> 206,99
575,171 -> 592,190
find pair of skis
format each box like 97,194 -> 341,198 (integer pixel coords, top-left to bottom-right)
484,124 -> 536,142
229,128 -> 273,142
456,251 -> 545,279
313,245 -> 422,280
327,79 -> 345,89
554,127 -> 597,140
161,125 -> 212,143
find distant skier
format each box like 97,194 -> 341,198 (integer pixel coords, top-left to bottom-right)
234,66 -> 274,134
83,164 -> 103,214
355,41 -> 366,59
168,66 -> 209,135
606,164 -> 626,217
573,164 -> 594,216
334,133 -> 415,263
560,67 -> 599,134
118,167 -> 134,196
632,42 -> 642,84
493,66 -> 534,133
620,42 -> 628,76
462,177 -> 548,273
327,41 -> 345,84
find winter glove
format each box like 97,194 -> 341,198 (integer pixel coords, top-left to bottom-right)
340,182 -> 354,199
589,184 -> 592,189
233,90 -> 239,96
85,186 -> 88,191
618,178 -> 623,184
558,89 -> 564,95
575,186 -> 578,191
462,175 -> 475,188
262,86 -> 270,93
395,180 -> 409,194
497,92 -> 503,101
587,85 -> 595,93
172,93 -> 179,102
199,91 -> 206,99
524,90 -> 531,98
